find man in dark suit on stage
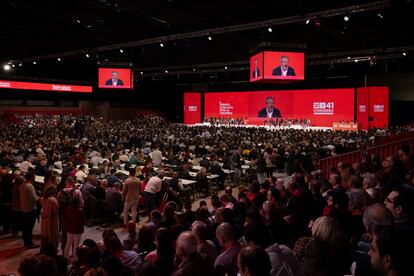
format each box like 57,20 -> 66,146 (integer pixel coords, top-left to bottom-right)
105,71 -> 124,86
252,58 -> 261,78
272,56 -> 296,76
258,96 -> 282,118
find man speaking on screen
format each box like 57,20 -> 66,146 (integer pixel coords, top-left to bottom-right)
257,96 -> 282,118
272,56 -> 296,76
105,71 -> 124,86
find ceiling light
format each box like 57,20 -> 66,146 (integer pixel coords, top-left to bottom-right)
344,16 -> 350,21
268,27 -> 272,33
354,59 -> 359,63
76,19 -> 81,24
208,36 -> 212,41
119,49 -> 124,53
305,19 -> 310,24
165,70 -> 168,73
140,71 -> 143,75
85,53 -> 90,58
160,42 -> 164,47
193,68 -> 196,72
57,58 -> 61,61
11,64 -> 15,68
403,52 -> 407,56
377,13 -> 384,19
224,66 -> 228,70
33,61 -> 37,65
3,64 -> 11,71
347,56 -> 351,60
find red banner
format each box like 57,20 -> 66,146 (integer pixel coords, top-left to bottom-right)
184,92 -> 201,124
369,87 -> 389,128
0,80 -> 92,93
356,87 -> 370,130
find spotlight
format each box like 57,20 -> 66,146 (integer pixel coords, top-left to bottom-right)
119,49 -> 124,53
11,64 -> 15,68
76,19 -> 81,24
377,13 -> 384,19
305,19 -> 310,24
160,42 -> 164,47
267,27 -> 272,33
57,58 -> 61,61
140,71 -> 143,75
3,64 -> 11,71
347,56 -> 351,60
165,70 -> 168,73
193,68 -> 196,72
354,59 -> 359,63
224,66 -> 228,70
18,63 -> 23,67
208,36 -> 212,41
85,53 -> 90,58
33,61 -> 37,65
344,15 -> 350,22
403,52 -> 407,56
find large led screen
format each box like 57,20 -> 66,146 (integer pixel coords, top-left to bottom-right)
204,88 -> 355,127
98,68 -> 133,89
250,51 -> 305,82
0,80 -> 92,93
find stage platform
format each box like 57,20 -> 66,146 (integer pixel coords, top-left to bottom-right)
188,122 -> 332,131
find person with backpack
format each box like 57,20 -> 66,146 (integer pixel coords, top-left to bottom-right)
57,176 -> 83,253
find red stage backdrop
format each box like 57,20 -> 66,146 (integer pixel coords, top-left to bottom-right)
204,92 -> 249,118
98,68 -> 133,89
183,92 -> 201,124
204,88 -> 355,127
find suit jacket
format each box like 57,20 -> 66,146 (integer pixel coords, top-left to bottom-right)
252,67 -> 261,78
173,252 -> 213,276
272,66 -> 296,76
105,79 -> 124,86
258,107 -> 282,118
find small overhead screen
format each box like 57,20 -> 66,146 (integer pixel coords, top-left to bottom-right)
250,51 -> 305,82
98,68 -> 133,89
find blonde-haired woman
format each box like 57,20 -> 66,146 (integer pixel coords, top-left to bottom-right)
294,216 -> 351,276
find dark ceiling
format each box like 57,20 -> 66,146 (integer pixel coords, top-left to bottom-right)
0,0 -> 413,83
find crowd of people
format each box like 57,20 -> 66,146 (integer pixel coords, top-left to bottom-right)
263,118 -> 311,128
204,117 -> 245,126
1,113 -> 414,276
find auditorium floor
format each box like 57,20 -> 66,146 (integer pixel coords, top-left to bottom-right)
0,194 -> 220,275
0,173 -> 288,275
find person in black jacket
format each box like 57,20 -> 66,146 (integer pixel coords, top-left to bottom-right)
272,56 -> 296,76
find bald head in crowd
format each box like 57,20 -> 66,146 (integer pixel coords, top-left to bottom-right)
176,231 -> 198,258
192,220 -> 208,242
216,222 -> 235,246
363,203 -> 394,235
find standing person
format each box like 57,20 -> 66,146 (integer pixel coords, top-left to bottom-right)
19,171 -> 39,249
40,186 -> 59,252
230,148 -> 242,186
264,148 -> 275,178
151,146 -> 163,167
144,172 -> 163,215
122,169 -> 141,225
63,195 -> 85,259
57,176 -> 83,253
11,174 -> 24,237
